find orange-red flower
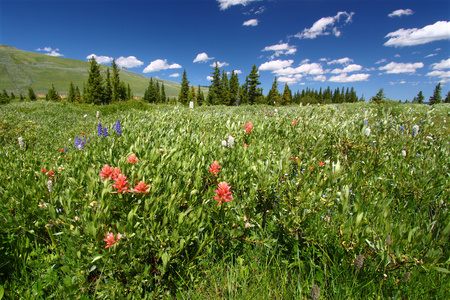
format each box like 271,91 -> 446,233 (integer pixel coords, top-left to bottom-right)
113,174 -> 130,193
127,154 -> 139,163
100,164 -> 114,180
245,122 -> 253,133
133,181 -> 149,194
103,232 -> 122,248
213,181 -> 233,206
292,119 -> 297,126
319,161 -> 324,167
243,143 -> 248,147
209,161 -> 221,177
41,168 -> 48,174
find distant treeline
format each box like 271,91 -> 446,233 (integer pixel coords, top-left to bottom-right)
1,58 -> 449,105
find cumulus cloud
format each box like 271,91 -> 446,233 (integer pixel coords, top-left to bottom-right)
217,0 -> 261,10
313,75 -> 327,82
379,62 -> 424,74
330,64 -> 363,74
207,75 -> 214,81
233,70 -> 243,74
327,57 -> 353,65
194,52 -> 214,63
328,73 -> 370,82
262,43 -> 297,58
431,58 -> 450,70
210,61 -> 230,67
116,56 -> 143,69
259,59 -> 294,71
243,19 -> 258,26
36,47 -> 53,52
384,21 -> 450,47
143,59 -> 182,73
169,73 -> 180,78
293,11 -> 354,39
37,47 -> 63,57
271,62 -> 325,77
86,54 -> 113,64
278,76 -> 300,84
426,70 -> 450,82
388,9 -> 414,18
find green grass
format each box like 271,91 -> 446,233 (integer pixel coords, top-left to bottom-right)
0,44 -> 183,98
0,100 -> 449,299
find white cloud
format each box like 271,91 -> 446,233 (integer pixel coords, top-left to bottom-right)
328,73 -> 370,82
426,70 -> 450,81
425,53 -> 437,58
46,50 -> 63,57
431,58 -> 450,70
218,0 -> 261,10
313,75 -> 327,82
327,57 -> 353,65
210,61 -> 230,67
194,52 -> 214,63
86,54 -> 113,64
207,75 -> 213,81
379,62 -> 424,74
330,64 -> 363,74
243,19 -> 258,26
262,43 -> 297,58
394,54 -> 401,58
233,70 -> 243,74
36,46 -> 53,52
143,59 -> 182,73
384,21 -> 450,47
388,9 -> 414,18
169,73 -> 180,78
116,56 -> 143,69
375,58 -> 387,64
259,59 -> 294,71
300,59 -> 310,64
272,62 -> 325,77
293,11 -> 354,39
278,76 -> 299,84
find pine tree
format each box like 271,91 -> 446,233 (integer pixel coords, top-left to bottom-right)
429,83 -> 442,105
127,84 -> 133,100
197,85 -> 204,106
111,59 -> 123,102
444,91 -> 450,103
267,77 -> 280,105
68,82 -> 76,102
160,84 -> 166,103
2,89 -> 9,99
416,91 -> 424,104
371,88 -> 385,103
47,84 -> 60,101
247,64 -> 261,105
240,77 -> 249,105
281,83 -> 292,105
208,62 -> 222,105
28,87 -> 37,101
190,85 -> 196,105
229,71 -> 240,106
349,87 -> 358,103
221,70 -> 230,105
104,68 -> 112,104
75,86 -> 82,103
178,70 -> 190,105
85,57 -> 104,105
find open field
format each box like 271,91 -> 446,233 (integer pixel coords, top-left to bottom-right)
0,100 -> 449,299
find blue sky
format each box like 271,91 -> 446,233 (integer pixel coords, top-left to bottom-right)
1,0 -> 449,101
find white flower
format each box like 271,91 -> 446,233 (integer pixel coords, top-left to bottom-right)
18,137 -> 24,150
364,127 -> 371,136
96,111 -> 100,119
83,114 -> 88,118
227,135 -> 234,148
47,180 -> 53,193
411,125 -> 419,138
401,150 -> 407,157
189,101 -> 194,109
222,140 -> 227,147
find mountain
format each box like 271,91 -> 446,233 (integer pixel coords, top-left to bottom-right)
0,44 -> 182,98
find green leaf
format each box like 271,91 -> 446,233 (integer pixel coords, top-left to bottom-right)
0,284 -> 4,300
432,266 -> 450,274
91,255 -> 102,263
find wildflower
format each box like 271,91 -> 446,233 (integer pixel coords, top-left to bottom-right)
310,166 -> 313,171
48,170 -> 54,176
113,119 -> 122,135
133,181 -> 150,194
386,234 -> 391,246
82,131 -> 85,135
399,125 -> 405,131
401,150 -> 407,157
60,148 -> 64,152
364,127 -> 371,136
64,147 -> 68,152
127,154 -> 139,164
213,181 -> 233,206
18,137 -> 24,150
47,179 -> 53,193
354,254 -> 364,270
245,122 -> 253,133
221,140 -> 227,147
103,232 -> 123,249
83,114 -> 87,118
96,111 -> 100,119
74,135 -> 84,150
364,120 -> 368,125
100,164 -> 115,180
113,174 -> 130,193
292,119 -> 297,126
97,122 -> 103,136
227,135 -> 234,148
319,161 -> 324,167
189,101 -> 194,109
102,127 -> 108,137
209,161 -> 221,177
310,284 -> 320,300
411,125 -> 419,138
243,143 -> 248,147
41,169 -> 48,174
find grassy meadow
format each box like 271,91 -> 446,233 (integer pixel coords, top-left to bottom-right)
0,100 -> 449,299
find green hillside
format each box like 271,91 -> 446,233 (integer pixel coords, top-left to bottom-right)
0,44 -> 183,98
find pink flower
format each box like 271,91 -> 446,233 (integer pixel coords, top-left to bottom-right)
127,154 -> 139,164
113,174 -> 130,193
133,181 -> 149,194
100,164 -> 114,180
213,181 -> 233,206
209,161 -> 221,177
292,119 -> 297,126
243,143 -> 248,147
103,232 -> 122,249
245,122 -> 253,133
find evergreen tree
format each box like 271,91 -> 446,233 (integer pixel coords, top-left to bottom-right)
190,85 -> 197,104
127,84 -> 133,100
229,71 -> 240,106
85,57 -> 104,105
429,83 -> 442,105
28,87 -> 37,101
281,83 -> 292,105
247,64 -> 261,105
208,62 -> 222,105
2,89 -> 9,99
19,94 -> 24,101
104,68 -> 112,104
349,87 -> 358,103
444,91 -> 450,103
220,70 -> 230,105
178,70 -> 190,105
111,59 -> 125,102
47,84 -> 60,101
68,82 -> 76,102
75,86 -> 82,103
267,77 -> 280,105
197,85 -> 204,106
160,84 -> 166,103
239,77 -> 249,105
371,88 -> 385,103
144,78 -> 158,103
416,91 -> 424,104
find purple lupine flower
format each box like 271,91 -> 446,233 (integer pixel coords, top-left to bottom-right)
74,135 -> 84,150
97,122 -> 103,136
102,127 -> 108,137
114,119 -> 122,135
